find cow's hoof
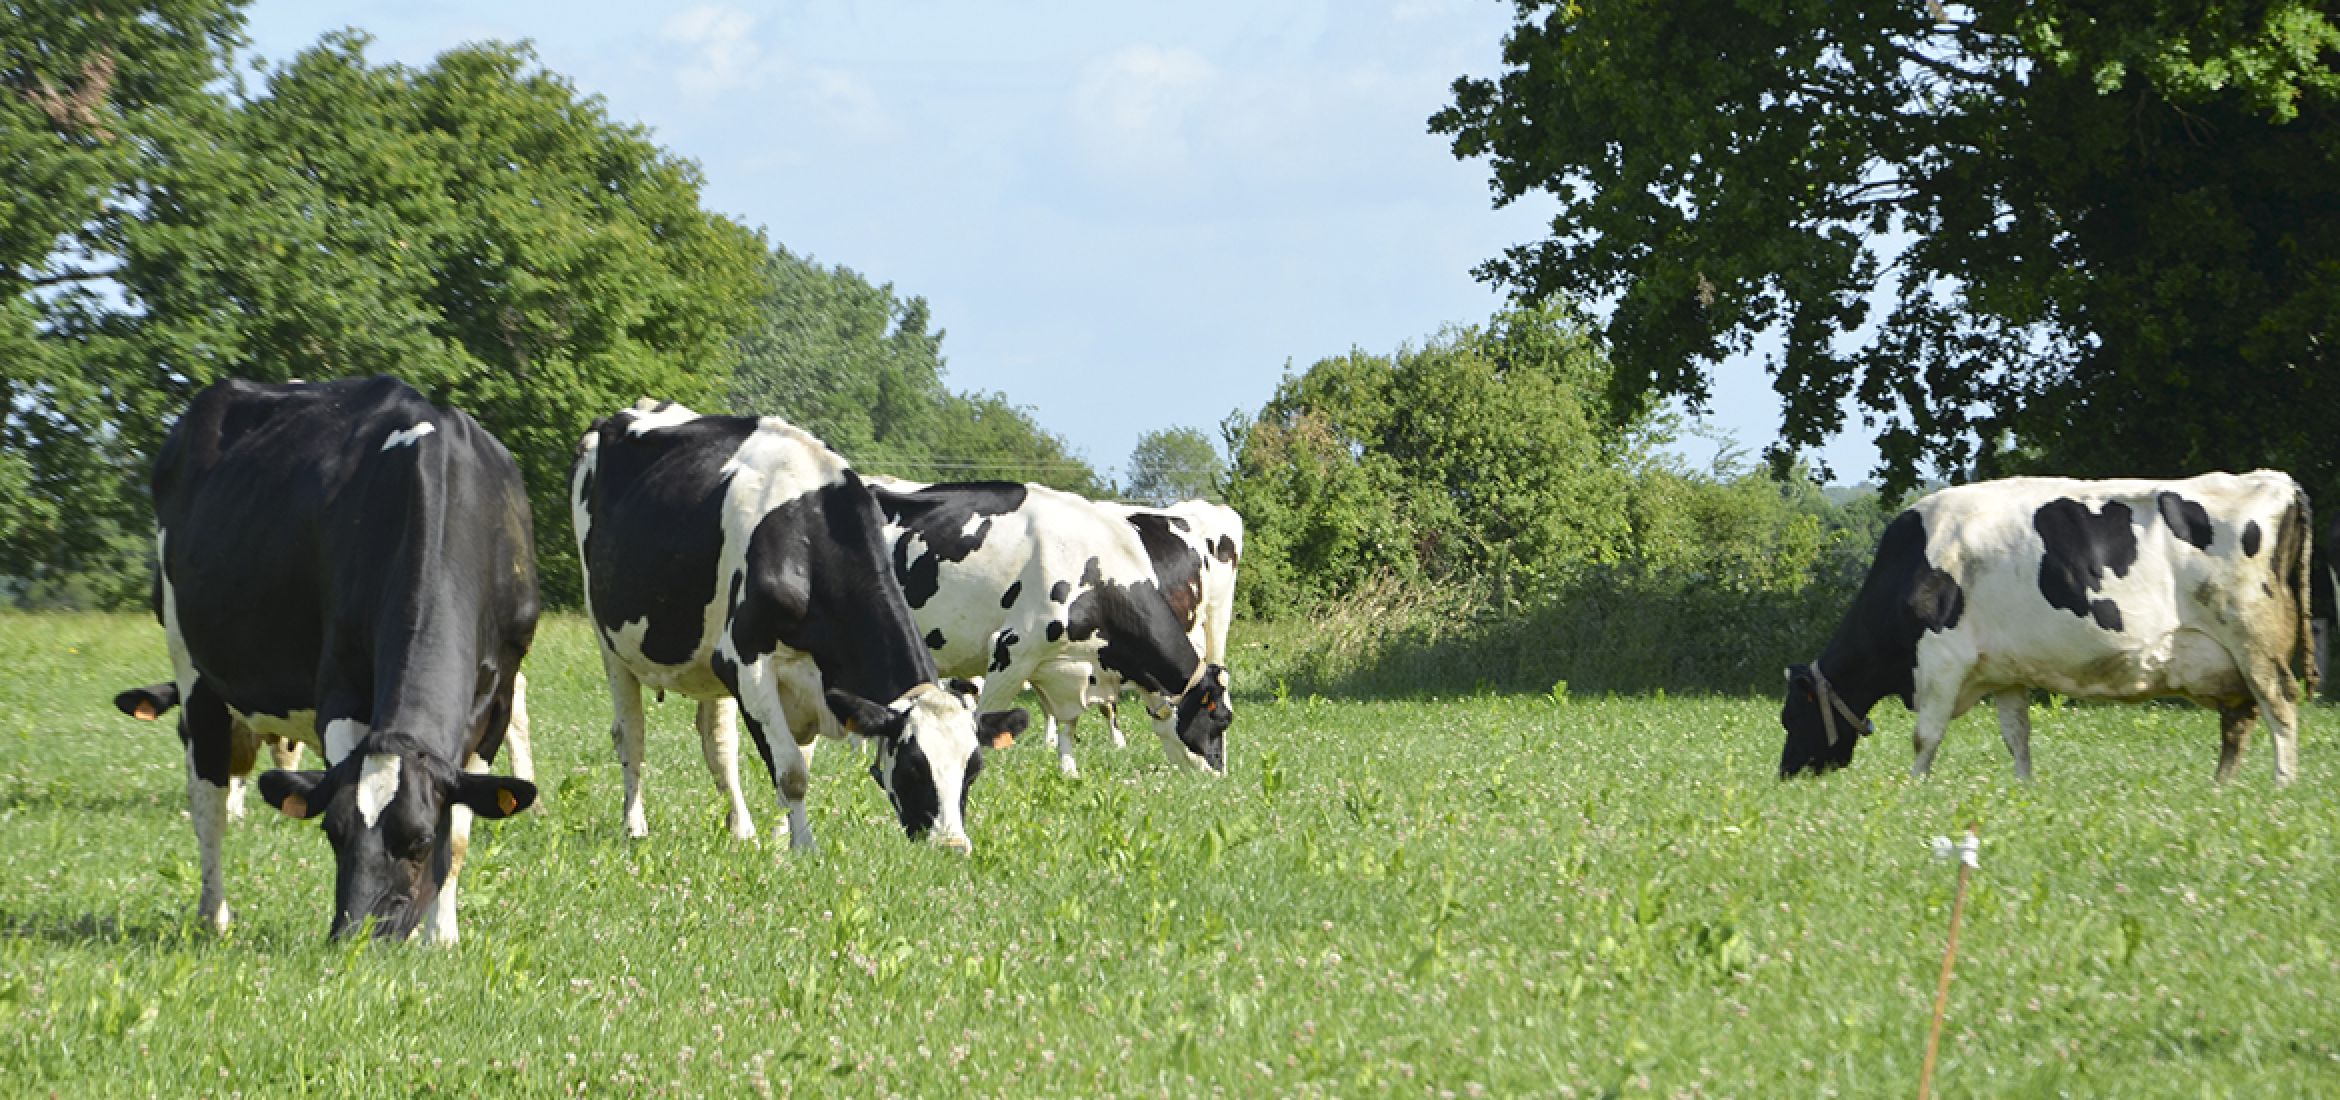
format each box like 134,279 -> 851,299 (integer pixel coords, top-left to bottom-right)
1057,758 -> 1080,779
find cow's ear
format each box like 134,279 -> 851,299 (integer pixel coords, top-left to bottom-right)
258,769 -> 329,820
826,690 -> 900,738
113,683 -> 179,721
1785,664 -> 1816,700
975,708 -> 1029,749
453,774 -> 537,819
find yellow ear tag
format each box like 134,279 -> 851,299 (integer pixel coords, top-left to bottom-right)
281,793 -> 308,819
133,701 -> 159,721
496,788 -> 519,815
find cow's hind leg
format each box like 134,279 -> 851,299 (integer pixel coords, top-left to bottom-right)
2215,701 -> 2257,784
601,651 -> 652,838
1995,690 -> 2033,781
179,682 -> 236,932
2243,651 -> 2301,785
695,697 -> 757,840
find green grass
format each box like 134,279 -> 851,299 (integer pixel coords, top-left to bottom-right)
4,613 -> 2338,1096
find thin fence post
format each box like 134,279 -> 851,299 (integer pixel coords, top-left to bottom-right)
1919,824 -> 1980,1100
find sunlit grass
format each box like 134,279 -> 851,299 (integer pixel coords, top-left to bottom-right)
3,613 -> 2336,1096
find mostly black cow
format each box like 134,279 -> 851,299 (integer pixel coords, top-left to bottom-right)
866,478 -> 1233,778
571,402 -> 1026,852
1781,472 -> 2314,783
147,377 -> 539,942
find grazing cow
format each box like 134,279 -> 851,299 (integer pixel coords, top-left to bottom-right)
571,402 -> 1027,851
865,478 -> 1234,778
113,675 -> 536,814
1089,499 -> 1244,744
148,376 -> 539,942
1780,472 -> 2314,783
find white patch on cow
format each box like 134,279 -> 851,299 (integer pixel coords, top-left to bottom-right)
355,753 -> 403,827
322,718 -> 367,765
622,400 -> 700,435
380,421 -> 436,450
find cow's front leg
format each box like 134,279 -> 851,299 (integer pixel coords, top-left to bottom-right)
422,751 -> 490,947
695,697 -> 757,840
1028,664 -> 1092,778
2215,702 -> 2257,784
178,683 -> 236,932
726,662 -> 816,853
504,670 -> 536,784
1994,691 -> 2033,781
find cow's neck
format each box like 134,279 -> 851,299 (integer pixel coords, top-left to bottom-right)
1812,639 -> 1905,719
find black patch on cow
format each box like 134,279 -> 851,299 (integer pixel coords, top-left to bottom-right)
1046,620 -> 1064,642
727,476 -> 940,706
2033,498 -> 2138,631
870,481 -> 1027,610
1049,579 -> 1070,602
989,629 -> 1020,673
1000,580 -> 1022,609
1126,513 -> 1205,630
1912,565 -> 1965,633
1211,535 -> 1239,565
1079,556 -> 1104,588
2242,520 -> 2263,557
2157,492 -> 2214,550
925,628 -> 947,650
579,414 -> 756,666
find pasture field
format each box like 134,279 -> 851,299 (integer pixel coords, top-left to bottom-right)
3,613 -> 2338,1097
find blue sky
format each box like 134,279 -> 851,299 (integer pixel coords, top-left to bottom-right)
240,0 -> 1882,484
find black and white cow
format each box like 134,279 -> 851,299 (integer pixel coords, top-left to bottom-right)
571,402 -> 1027,852
1781,472 -> 2315,783
148,376 -> 540,942
866,478 -> 1234,778
1086,499 -> 1243,745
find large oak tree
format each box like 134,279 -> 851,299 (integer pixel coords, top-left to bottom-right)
1434,1 -> 2340,496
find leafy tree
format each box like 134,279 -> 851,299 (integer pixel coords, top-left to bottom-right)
730,246 -> 1104,495
1124,427 -> 1224,505
1434,2 -> 2340,496
2,0 -> 247,586
15,32 -> 766,605
1225,302 -> 1643,612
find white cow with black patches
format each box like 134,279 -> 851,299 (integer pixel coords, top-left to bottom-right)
1087,499 -> 1244,746
1782,471 -> 2315,783
866,478 -> 1234,778
571,402 -> 1027,852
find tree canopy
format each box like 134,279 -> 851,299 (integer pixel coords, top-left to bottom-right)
6,24 -> 767,605
1123,427 -> 1223,506
729,246 -> 1104,495
1434,1 -> 2340,496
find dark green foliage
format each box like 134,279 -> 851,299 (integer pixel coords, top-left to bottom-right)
1435,2 -> 2340,498
6,25 -> 768,607
1124,427 -> 1223,506
729,247 -> 1103,495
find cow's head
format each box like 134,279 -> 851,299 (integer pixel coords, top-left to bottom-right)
830,680 -> 1026,852
258,746 -> 535,940
1779,664 -> 1862,777
1169,664 -> 1233,773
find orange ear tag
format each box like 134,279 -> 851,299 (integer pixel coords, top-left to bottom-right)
995,731 -> 1016,750
281,793 -> 308,819
496,788 -> 519,815
133,702 -> 158,721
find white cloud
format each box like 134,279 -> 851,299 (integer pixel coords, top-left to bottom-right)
660,4 -> 772,97
1071,45 -> 1220,179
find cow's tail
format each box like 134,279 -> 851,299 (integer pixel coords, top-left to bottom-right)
2290,482 -> 2319,700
